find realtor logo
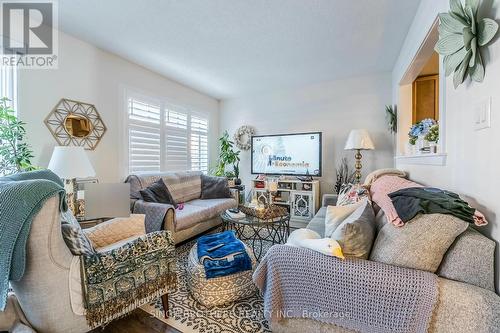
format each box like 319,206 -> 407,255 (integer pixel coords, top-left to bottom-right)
1,1 -> 58,68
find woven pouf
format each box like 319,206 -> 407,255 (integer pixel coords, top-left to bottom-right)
186,243 -> 258,307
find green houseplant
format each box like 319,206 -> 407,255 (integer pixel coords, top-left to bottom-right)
214,131 -> 241,183
0,98 -> 37,175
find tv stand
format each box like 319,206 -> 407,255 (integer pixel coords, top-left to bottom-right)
251,177 -> 320,228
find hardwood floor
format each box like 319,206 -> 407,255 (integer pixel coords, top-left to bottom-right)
90,309 -> 181,333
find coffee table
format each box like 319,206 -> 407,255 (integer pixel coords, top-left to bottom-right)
220,210 -> 290,261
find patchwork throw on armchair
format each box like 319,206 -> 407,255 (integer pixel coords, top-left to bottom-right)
82,230 -> 177,328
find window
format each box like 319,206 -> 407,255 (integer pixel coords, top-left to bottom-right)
126,92 -> 209,174
1,66 -> 17,110
0,66 -> 17,176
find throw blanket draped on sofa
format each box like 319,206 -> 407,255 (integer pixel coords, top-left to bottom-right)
0,170 -> 67,311
253,245 -> 438,333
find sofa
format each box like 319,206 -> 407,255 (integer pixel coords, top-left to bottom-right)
270,192 -> 500,333
126,171 -> 237,244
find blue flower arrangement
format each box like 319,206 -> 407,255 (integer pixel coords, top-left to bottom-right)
408,118 -> 437,145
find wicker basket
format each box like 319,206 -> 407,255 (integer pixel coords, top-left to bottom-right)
239,204 -> 288,220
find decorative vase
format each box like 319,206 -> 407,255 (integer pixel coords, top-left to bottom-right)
234,178 -> 242,186
406,142 -> 419,156
416,136 -> 430,154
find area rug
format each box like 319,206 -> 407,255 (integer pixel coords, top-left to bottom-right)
142,232 -> 273,333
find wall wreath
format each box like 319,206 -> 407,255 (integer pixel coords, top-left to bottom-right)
233,126 -> 255,150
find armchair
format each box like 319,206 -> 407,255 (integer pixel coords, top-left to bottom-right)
9,196 -> 176,333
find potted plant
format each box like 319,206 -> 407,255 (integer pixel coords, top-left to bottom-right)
408,118 -> 437,155
424,124 -> 439,153
0,98 -> 37,175
214,131 -> 241,184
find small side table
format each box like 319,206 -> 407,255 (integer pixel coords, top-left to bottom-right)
220,210 -> 290,261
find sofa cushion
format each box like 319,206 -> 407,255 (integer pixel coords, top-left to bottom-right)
437,228 -> 496,292
306,216 -> 326,237
176,198 -> 236,231
60,210 -> 95,255
337,183 -> 370,206
126,171 -> 202,203
370,213 -> 468,272
324,201 -> 363,237
330,200 -> 375,259
200,175 -> 232,199
139,178 -> 177,208
188,198 -> 237,216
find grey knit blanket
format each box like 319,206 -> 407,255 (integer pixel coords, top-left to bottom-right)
253,245 -> 438,333
133,200 -> 175,233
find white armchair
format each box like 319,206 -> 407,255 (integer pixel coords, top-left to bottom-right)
8,196 -> 175,333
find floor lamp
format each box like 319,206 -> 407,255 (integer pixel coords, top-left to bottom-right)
344,129 -> 375,184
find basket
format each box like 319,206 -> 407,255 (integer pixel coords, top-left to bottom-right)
239,204 -> 288,220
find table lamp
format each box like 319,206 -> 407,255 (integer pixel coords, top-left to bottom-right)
48,146 -> 96,214
344,129 -> 375,184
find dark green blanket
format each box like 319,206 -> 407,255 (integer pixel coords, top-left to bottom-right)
0,170 -> 66,310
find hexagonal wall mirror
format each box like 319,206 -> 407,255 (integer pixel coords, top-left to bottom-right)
45,98 -> 106,150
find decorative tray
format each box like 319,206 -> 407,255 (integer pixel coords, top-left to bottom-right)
238,204 -> 288,220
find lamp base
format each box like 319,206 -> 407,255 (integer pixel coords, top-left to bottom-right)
354,149 -> 363,184
63,178 -> 78,216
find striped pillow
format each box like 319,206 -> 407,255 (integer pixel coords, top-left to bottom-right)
61,210 -> 95,255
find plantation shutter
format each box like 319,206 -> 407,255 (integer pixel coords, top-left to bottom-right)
126,91 -> 210,174
190,114 -> 209,173
127,97 -> 162,173
164,107 -> 189,171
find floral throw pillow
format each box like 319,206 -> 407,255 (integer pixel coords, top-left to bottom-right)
337,183 -> 370,206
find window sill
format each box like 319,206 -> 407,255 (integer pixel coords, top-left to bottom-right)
394,153 -> 447,166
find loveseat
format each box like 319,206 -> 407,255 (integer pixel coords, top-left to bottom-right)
126,171 -> 237,244
268,176 -> 500,333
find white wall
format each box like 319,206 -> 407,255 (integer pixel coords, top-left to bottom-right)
220,73 -> 395,195
17,31 -> 220,182
393,0 -> 500,293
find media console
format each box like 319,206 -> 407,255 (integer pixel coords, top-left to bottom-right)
250,178 -> 320,228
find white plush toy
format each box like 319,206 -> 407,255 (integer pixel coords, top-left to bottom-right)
286,228 -> 344,259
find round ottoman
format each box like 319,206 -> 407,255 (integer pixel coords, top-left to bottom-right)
186,243 -> 258,307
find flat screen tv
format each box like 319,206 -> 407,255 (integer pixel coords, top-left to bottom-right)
251,132 -> 322,176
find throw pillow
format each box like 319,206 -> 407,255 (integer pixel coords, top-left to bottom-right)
337,183 -> 370,206
369,175 -> 423,226
201,175 -> 233,199
139,178 -> 177,208
61,210 -> 95,255
324,201 -> 363,237
330,200 -> 375,259
370,213 -> 468,273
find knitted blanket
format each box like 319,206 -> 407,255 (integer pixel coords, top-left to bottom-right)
253,245 -> 438,333
0,170 -> 67,311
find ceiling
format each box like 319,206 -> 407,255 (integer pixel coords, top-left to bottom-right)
58,0 -> 421,99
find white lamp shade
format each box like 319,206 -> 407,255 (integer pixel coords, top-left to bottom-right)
344,129 -> 375,150
48,146 -> 96,179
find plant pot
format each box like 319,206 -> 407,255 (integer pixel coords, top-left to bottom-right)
234,178 -> 242,186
